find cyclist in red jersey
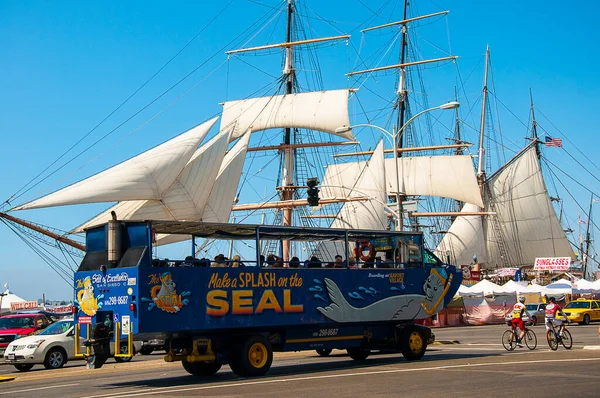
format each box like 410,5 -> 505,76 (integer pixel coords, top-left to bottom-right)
545,296 -> 566,337
511,296 -> 527,346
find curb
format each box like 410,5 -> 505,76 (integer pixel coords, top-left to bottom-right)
432,340 -> 460,345
0,376 -> 16,382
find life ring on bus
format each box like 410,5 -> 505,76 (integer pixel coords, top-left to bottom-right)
358,242 -> 375,262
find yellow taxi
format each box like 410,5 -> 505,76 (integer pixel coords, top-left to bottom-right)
561,299 -> 600,325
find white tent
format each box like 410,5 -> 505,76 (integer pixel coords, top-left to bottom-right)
0,289 -> 26,314
545,278 -> 573,295
527,283 -> 549,295
468,279 -> 512,296
502,280 -> 536,294
456,284 -> 473,297
573,279 -> 600,294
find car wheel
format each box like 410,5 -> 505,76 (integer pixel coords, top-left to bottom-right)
582,314 -> 591,325
115,343 -> 135,363
347,348 -> 370,360
316,349 -> 332,357
44,347 -> 67,369
14,364 -> 34,372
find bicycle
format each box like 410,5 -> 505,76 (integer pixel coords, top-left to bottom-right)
502,325 -> 537,351
546,318 -> 572,350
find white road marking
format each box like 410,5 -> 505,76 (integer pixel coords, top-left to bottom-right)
85,357 -> 600,398
0,383 -> 80,395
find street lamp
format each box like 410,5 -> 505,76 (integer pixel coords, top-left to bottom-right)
335,101 -> 460,231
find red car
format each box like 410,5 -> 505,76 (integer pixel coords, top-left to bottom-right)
0,314 -> 52,355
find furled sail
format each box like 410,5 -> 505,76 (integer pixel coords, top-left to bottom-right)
14,117 -> 218,210
322,155 -> 483,208
220,90 -> 353,141
317,140 -> 388,261
434,203 -> 487,266
437,144 -> 574,268
72,127 -> 232,233
483,145 -> 574,267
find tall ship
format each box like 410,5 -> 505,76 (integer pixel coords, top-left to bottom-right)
1,1 -> 596,290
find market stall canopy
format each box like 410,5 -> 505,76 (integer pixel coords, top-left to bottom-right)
502,280 -> 537,294
573,279 -> 600,294
544,278 -> 572,295
0,289 -> 26,314
456,284 -> 473,297
468,279 -> 512,296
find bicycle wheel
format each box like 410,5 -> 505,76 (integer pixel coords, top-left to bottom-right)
502,330 -> 516,351
560,329 -> 573,350
547,330 -> 558,351
525,329 -> 537,350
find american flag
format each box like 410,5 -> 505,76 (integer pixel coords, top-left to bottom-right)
545,136 -> 562,147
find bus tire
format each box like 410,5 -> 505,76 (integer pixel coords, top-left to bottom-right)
228,335 -> 273,377
316,348 -> 332,357
182,359 -> 222,376
347,348 -> 370,360
401,327 -> 427,361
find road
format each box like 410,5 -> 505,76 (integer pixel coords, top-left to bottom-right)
1,323 -> 599,397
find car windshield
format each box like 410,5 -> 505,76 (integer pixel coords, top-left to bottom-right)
39,320 -> 73,335
0,317 -> 35,329
564,301 -> 591,309
525,304 -> 538,311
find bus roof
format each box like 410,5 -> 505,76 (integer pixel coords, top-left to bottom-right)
148,220 -> 422,242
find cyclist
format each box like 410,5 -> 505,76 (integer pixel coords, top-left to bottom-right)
511,296 -> 527,346
545,296 -> 566,338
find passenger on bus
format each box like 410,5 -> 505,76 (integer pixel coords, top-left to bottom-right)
198,258 -> 211,267
259,254 -> 265,267
211,254 -> 227,267
307,256 -> 322,268
231,254 -> 244,268
348,256 -> 357,269
334,255 -> 344,268
182,256 -> 195,267
289,256 -> 301,268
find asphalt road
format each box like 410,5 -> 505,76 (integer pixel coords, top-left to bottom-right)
1,324 -> 599,398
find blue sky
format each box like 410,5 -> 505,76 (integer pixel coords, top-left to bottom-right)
1,0 -> 599,300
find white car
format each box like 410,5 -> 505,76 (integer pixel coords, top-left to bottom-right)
3,318 -> 140,371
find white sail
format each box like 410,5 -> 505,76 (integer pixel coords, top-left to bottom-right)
317,141 -> 388,261
72,127 -> 232,233
14,118 -> 218,210
201,130 -> 251,223
434,203 -> 487,266
438,145 -> 574,268
322,155 -> 483,208
154,130 -> 252,246
385,155 -> 483,208
483,145 -> 574,267
220,90 -> 353,141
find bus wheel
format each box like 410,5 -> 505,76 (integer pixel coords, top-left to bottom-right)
182,359 -> 222,376
347,348 -> 370,360
229,335 -> 273,377
402,327 -> 427,361
316,349 -> 332,357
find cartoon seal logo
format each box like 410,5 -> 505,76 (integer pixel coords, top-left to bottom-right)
461,266 -> 471,280
317,267 -> 453,322
143,272 -> 191,313
75,276 -> 102,316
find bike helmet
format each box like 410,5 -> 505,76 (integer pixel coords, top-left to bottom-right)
518,296 -> 526,303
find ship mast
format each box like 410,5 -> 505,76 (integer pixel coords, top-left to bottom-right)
281,0 -> 295,262
476,46 -> 490,190
583,194 -> 594,279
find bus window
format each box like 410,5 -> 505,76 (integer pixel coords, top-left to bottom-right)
424,249 -> 443,266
